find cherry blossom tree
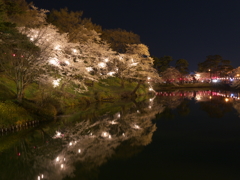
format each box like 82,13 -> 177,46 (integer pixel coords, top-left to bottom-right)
124,44 -> 161,94
231,67 -> 240,89
160,67 -> 181,84
0,27 -> 41,102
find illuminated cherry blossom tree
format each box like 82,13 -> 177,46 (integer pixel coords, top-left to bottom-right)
124,44 -> 161,94
160,67 -> 181,84
231,67 -> 240,89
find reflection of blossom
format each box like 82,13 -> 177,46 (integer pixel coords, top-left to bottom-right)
0,98 -> 165,180
41,99 -> 164,179
53,131 -> 63,139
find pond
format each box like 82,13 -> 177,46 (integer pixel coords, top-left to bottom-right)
1,90 -> 240,180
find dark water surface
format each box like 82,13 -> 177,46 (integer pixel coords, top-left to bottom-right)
1,90 -> 240,180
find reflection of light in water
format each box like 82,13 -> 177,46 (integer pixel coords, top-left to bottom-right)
225,98 -> 229,102
133,124 -> 140,129
31,100 -> 165,180
209,96 -> 212,99
149,99 -> 153,102
149,106 -> 152,109
56,157 -> 59,162
110,120 -> 118,124
196,95 -> 201,100
102,132 -> 109,137
38,176 -> 40,180
53,131 -> 62,139
64,158 -> 65,161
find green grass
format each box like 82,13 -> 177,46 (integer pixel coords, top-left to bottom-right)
0,100 -> 34,127
0,75 -> 151,126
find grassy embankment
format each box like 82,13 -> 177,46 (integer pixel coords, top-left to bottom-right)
0,75 -> 150,127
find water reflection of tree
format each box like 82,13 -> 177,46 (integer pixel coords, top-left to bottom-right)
155,92 -> 191,119
0,98 -> 165,180
177,99 -> 190,116
199,97 -> 232,118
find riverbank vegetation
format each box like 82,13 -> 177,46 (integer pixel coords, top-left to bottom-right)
0,0 -> 240,128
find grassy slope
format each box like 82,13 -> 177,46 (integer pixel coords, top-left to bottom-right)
0,75 -> 149,127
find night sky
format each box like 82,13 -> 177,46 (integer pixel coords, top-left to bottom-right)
26,0 -> 240,71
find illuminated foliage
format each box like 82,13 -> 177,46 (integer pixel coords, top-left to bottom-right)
160,67 -> 181,83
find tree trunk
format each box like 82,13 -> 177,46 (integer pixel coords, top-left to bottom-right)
16,81 -> 24,103
61,82 -> 66,91
131,81 -> 142,95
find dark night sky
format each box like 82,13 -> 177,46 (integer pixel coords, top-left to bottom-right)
26,0 -> 240,71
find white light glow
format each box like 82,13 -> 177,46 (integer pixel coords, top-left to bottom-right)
69,142 -> 72,146
49,58 -> 59,66
133,124 -> 140,129
86,67 -> 93,72
52,79 -> 61,88
104,58 -> 109,62
61,164 -> 64,169
102,132 -> 109,137
56,157 -> 59,162
73,49 -> 77,53
65,60 -> 70,65
55,45 -> 61,50
78,149 -> 81,153
110,120 -> 118,124
107,71 -> 115,76
98,62 -> 106,68
130,63 -> 138,66
195,95 -> 201,100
